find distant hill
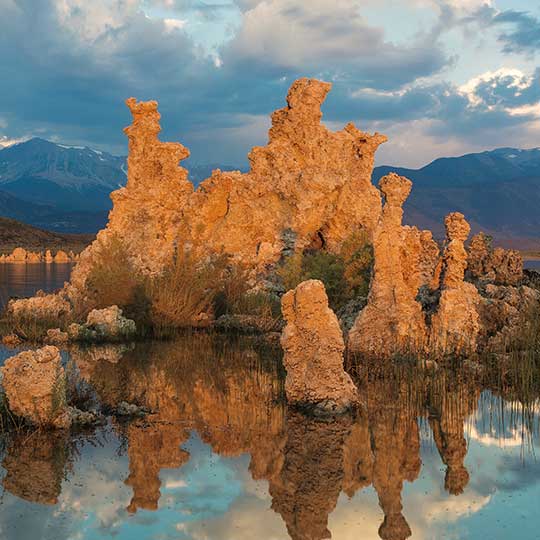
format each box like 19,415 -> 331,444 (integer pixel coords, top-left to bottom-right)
0,216 -> 93,254
2,138 -> 540,248
0,138 -> 126,211
373,147 -> 540,249
0,139 -> 248,233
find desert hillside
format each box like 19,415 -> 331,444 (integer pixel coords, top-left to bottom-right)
0,216 -> 93,255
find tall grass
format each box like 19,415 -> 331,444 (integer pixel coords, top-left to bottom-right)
145,249 -> 227,335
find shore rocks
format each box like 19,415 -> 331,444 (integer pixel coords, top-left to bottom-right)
68,305 -> 136,342
0,247 -> 78,264
45,328 -> 70,345
8,290 -> 72,321
280,279 -> 358,413
0,346 -> 67,426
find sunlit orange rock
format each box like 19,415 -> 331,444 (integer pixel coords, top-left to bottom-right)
280,279 -> 358,412
63,78 -> 385,308
429,213 -> 482,356
348,174 -> 429,357
467,232 -> 523,285
0,345 -> 67,426
53,249 -> 70,263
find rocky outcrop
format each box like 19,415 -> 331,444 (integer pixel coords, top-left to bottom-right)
0,346 -> 67,426
280,280 -> 357,412
7,290 -> 72,321
61,78 -> 386,307
348,174 -> 434,357
0,247 -> 78,263
467,232 -> 523,285
68,305 -> 136,342
480,283 -> 540,352
429,213 -> 482,356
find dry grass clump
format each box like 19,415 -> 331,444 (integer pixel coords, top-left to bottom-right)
146,249 -> 228,335
85,235 -> 141,312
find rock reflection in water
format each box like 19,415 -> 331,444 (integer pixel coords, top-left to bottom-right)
1,337 -> 538,540
2,430 -> 70,505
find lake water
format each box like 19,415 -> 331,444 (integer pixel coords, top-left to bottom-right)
0,263 -> 74,309
0,270 -> 539,540
524,259 -> 540,271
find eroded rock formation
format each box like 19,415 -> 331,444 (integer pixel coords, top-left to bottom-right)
0,346 -> 67,426
62,78 -> 386,309
5,77 -> 536,360
348,174 -> 437,357
430,213 -> 482,356
467,233 -> 523,285
280,279 -> 357,412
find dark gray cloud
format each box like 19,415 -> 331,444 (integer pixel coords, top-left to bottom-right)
492,9 -> 540,53
0,0 -> 538,166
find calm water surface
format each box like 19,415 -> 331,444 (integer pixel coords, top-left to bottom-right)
0,262 -> 74,308
0,271 -> 539,540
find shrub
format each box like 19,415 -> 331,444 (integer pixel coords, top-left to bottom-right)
340,229 -> 373,298
277,229 -> 373,310
145,249 -> 227,334
85,235 -> 141,311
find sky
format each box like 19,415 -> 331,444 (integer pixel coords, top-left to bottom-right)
0,0 -> 539,167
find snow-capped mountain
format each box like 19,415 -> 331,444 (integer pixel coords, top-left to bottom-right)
0,137 -> 127,212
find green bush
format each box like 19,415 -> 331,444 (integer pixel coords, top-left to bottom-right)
278,229 -> 373,310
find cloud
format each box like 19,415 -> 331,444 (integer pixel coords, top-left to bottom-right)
492,9 -> 540,54
0,0 -> 538,168
224,0 -> 451,91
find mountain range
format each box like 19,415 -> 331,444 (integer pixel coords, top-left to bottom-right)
373,147 -> 540,249
1,138 -> 539,248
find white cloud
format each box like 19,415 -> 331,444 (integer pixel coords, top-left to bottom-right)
459,67 -> 534,106
163,17 -> 186,31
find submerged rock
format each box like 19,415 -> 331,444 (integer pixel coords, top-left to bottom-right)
280,279 -> 358,413
0,346 -> 68,426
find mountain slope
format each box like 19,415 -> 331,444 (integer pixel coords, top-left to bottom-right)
0,217 -> 93,254
373,147 -> 540,248
0,138 -> 126,211
0,188 -> 108,233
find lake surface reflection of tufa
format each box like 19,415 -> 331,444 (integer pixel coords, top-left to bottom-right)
0,336 -> 539,540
